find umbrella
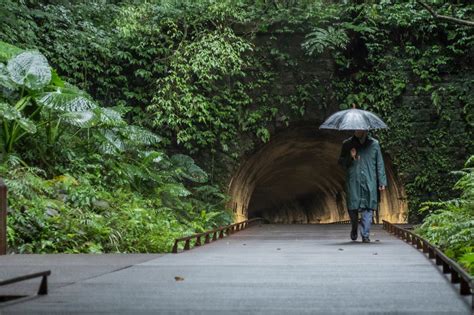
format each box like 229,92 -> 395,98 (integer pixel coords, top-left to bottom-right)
319,104 -> 387,224
319,105 -> 388,131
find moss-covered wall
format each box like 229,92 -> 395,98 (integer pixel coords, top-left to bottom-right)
211,30 -> 473,223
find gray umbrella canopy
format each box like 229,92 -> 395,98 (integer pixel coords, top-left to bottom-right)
319,107 -> 388,130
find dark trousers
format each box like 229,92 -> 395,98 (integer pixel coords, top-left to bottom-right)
348,208 -> 373,238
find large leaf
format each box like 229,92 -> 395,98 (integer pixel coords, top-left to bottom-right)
161,183 -> 191,198
17,117 -> 37,133
60,111 -> 96,128
50,69 -> 64,87
0,64 -> 16,90
100,129 -> 125,154
0,102 -> 21,120
37,86 -> 98,112
0,41 -> 23,63
0,103 -> 36,133
121,125 -> 162,146
96,107 -> 126,127
7,51 -> 51,90
142,150 -> 167,164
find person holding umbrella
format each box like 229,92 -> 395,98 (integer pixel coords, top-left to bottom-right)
320,105 -> 388,242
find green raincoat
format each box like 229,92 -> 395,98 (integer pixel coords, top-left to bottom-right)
338,135 -> 387,211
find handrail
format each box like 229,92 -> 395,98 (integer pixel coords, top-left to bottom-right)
0,270 -> 51,296
383,220 -> 473,309
0,179 -> 7,255
328,220 -> 352,224
172,217 -> 267,253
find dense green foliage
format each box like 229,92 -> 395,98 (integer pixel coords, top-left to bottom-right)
301,2 -> 474,221
416,155 -> 474,274
0,0 -> 472,255
0,42 -> 231,253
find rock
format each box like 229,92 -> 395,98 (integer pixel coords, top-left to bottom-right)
92,200 -> 110,210
46,207 -> 59,217
57,193 -> 68,202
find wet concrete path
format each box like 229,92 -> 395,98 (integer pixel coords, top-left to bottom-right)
0,224 -> 471,314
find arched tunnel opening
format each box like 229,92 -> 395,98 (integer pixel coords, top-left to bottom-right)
227,125 -> 408,224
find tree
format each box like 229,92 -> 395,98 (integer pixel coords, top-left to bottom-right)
416,1 -> 474,27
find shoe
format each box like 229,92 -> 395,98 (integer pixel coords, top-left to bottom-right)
350,228 -> 357,241
362,237 -> 371,243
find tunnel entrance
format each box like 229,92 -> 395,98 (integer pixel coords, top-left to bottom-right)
227,125 -> 408,224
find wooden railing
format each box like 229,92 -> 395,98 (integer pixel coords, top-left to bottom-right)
328,220 -> 352,224
0,270 -> 51,301
172,217 -> 266,253
0,179 -> 7,255
383,220 -> 473,309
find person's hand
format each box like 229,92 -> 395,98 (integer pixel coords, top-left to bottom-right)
350,148 -> 357,160
379,185 -> 386,191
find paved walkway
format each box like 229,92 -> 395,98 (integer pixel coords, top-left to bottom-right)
0,224 -> 471,314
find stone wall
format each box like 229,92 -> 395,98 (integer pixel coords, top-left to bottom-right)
220,31 -> 472,224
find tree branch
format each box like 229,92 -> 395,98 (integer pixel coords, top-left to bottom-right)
416,0 -> 474,27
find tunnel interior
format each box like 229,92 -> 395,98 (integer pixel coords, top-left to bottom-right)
227,125 -> 408,224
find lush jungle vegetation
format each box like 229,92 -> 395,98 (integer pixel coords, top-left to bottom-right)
0,42 -> 232,253
0,0 -> 472,272
416,155 -> 474,274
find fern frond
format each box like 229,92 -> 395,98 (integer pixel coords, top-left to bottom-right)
171,154 -> 208,183
302,26 -> 349,56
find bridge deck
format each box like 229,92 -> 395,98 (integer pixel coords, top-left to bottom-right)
0,224 -> 471,314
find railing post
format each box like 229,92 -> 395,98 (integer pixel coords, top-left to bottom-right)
460,278 -> 470,295
442,261 -> 450,274
428,247 -> 435,259
384,219 -> 473,308
422,241 -> 429,254
38,275 -> 48,295
0,179 -> 7,255
416,239 -> 423,249
451,271 -> 460,284
172,217 -> 267,254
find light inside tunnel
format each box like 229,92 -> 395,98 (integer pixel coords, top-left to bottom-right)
226,125 -> 408,224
